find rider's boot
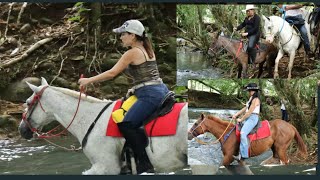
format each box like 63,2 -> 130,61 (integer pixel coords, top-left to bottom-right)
118,122 -> 155,174
250,48 -> 257,65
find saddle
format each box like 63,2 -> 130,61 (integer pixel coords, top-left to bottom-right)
237,120 -> 262,135
120,91 -> 177,174
241,41 -> 261,53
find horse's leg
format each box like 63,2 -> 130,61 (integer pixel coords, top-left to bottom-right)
287,51 -> 296,80
237,63 -> 243,78
242,62 -> 248,78
257,60 -> 265,78
82,162 -> 121,175
274,50 -> 284,79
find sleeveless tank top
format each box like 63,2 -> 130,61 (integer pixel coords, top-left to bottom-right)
125,47 -> 161,85
245,96 -> 260,114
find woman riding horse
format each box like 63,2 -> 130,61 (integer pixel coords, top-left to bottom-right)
78,19 -> 169,174
232,83 -> 261,160
234,4 -> 261,65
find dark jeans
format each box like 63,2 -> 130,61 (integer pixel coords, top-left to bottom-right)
286,15 -> 311,52
281,109 -> 288,122
247,33 -> 259,64
122,83 -> 169,128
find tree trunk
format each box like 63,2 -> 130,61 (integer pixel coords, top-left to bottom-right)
273,79 -> 311,136
90,2 -> 101,44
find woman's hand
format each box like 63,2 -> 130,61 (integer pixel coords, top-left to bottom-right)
237,118 -> 242,123
78,78 -> 91,89
241,32 -> 248,37
232,114 -> 238,120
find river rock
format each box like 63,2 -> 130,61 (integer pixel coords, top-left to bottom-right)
40,17 -> 54,25
0,115 -> 17,130
114,75 -> 129,86
101,85 -> 114,94
19,23 -> 32,34
100,53 -> 121,70
52,77 -> 70,88
0,77 -> 41,102
36,62 -> 55,71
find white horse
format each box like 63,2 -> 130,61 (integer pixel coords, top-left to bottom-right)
262,15 -> 302,79
18,78 -> 188,175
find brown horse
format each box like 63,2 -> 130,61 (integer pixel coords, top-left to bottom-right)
208,34 -> 278,78
188,114 -> 307,166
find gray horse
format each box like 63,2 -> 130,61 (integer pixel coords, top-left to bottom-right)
19,78 -> 188,175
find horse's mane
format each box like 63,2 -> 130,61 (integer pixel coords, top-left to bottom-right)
219,35 -> 241,43
206,114 -> 233,127
51,86 -> 112,103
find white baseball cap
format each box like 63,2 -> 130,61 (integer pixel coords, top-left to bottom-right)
113,19 -> 145,37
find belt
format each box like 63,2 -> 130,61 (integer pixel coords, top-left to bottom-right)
252,113 -> 259,115
131,79 -> 163,90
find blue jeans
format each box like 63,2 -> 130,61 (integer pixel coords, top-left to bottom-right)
296,23 -> 311,52
122,84 -> 169,128
239,114 -> 259,158
247,33 -> 259,64
281,109 -> 288,122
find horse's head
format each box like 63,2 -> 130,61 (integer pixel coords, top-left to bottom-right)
208,32 -> 224,57
19,77 -> 56,139
262,15 -> 279,43
188,113 -> 207,140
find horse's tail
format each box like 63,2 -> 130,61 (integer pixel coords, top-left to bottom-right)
292,126 -> 308,158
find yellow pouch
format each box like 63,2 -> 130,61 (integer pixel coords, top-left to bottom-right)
112,95 -> 138,123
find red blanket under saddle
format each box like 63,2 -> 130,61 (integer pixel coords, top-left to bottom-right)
236,120 -> 271,142
106,100 -> 186,137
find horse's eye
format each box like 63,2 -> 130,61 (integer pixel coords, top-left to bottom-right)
268,26 -> 271,30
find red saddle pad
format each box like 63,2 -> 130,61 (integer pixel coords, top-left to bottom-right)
236,120 -> 271,142
106,100 -> 186,137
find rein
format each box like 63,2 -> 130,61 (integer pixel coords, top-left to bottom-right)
190,117 -> 235,145
22,85 -> 85,151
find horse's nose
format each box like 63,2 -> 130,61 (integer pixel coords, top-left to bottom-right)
18,121 -> 33,140
187,132 -> 194,140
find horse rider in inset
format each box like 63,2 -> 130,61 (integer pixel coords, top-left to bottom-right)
79,19 -> 169,174
234,4 -> 261,66
232,83 -> 261,161
278,4 -> 314,58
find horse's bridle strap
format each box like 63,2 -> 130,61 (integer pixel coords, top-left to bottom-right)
82,101 -> 113,148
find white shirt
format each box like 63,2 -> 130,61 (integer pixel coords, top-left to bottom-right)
245,96 -> 260,114
281,103 -> 286,110
283,5 -> 303,17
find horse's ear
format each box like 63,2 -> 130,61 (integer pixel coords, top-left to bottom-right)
41,77 -> 48,86
26,81 -> 41,93
262,15 -> 270,22
201,113 -> 205,120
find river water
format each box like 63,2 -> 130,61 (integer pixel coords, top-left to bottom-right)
177,47 -> 222,86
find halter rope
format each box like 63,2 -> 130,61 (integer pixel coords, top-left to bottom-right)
189,117 -> 235,145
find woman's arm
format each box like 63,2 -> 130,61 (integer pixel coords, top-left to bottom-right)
284,4 -> 303,10
237,98 -> 260,122
78,49 -> 136,88
232,106 -> 247,119
236,18 -> 247,31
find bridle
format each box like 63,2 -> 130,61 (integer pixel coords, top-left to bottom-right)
189,116 -> 235,145
265,17 -> 297,47
21,85 -> 83,139
22,86 -> 49,134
